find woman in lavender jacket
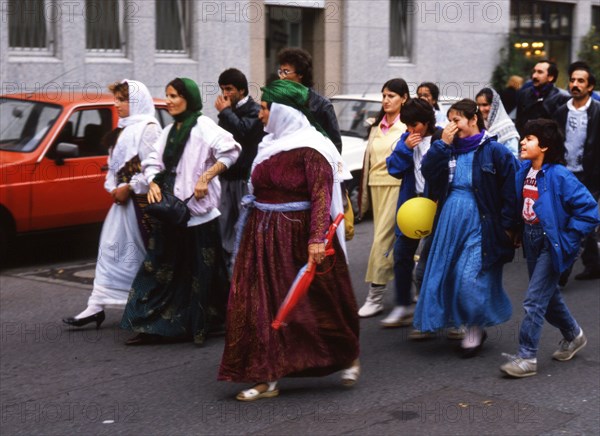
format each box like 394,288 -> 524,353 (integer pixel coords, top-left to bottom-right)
120,78 -> 241,346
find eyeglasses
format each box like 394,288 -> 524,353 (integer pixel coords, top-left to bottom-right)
277,68 -> 296,77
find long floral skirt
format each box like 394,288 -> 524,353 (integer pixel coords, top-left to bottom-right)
120,218 -> 229,345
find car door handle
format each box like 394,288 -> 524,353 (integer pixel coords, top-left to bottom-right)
101,165 -> 109,172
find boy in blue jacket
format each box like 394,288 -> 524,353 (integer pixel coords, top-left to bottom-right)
500,119 -> 600,378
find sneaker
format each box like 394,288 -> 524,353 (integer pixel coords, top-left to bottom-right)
500,353 -> 537,378
552,329 -> 587,361
380,306 -> 414,328
408,329 -> 434,340
358,285 -> 386,318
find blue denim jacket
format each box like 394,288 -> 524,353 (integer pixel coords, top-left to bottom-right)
422,134 -> 520,269
516,161 -> 600,273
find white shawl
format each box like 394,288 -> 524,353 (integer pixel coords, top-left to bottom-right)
251,102 -> 352,257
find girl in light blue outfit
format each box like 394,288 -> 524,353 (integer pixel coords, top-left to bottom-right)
500,119 -> 600,378
413,99 -> 519,357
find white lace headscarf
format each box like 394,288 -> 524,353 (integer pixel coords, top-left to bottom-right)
252,102 -> 352,257
110,79 -> 159,171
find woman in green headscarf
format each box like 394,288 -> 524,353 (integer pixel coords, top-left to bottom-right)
120,78 -> 241,345
219,80 -> 360,401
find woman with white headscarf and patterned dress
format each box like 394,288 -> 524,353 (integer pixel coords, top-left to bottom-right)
63,80 -> 162,329
476,87 -> 520,158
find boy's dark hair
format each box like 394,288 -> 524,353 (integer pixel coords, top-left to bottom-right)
537,60 -> 559,83
522,119 -> 566,165
277,48 -> 313,87
400,98 -> 436,135
448,99 -> 485,131
218,68 -> 249,95
568,61 -> 596,89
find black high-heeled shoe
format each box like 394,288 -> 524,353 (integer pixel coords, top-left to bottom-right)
62,311 -> 105,329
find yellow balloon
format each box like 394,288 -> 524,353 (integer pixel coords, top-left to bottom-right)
396,197 -> 437,239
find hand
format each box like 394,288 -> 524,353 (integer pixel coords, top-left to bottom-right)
308,242 -> 326,267
194,175 -> 209,200
147,181 -> 162,204
404,133 -> 422,149
113,185 -> 131,204
214,95 -> 231,112
441,122 -> 458,145
506,229 -> 522,248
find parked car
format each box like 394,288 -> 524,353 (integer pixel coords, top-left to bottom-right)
0,91 -> 172,255
332,93 -> 460,217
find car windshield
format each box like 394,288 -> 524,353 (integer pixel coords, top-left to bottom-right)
0,98 -> 62,152
332,98 -> 381,139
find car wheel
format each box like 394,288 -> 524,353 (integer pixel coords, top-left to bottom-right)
0,213 -> 15,267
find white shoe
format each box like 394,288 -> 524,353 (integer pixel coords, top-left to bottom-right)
358,285 -> 386,317
380,305 -> 414,328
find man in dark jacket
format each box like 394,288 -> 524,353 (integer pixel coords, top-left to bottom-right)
553,61 -> 600,281
276,47 -> 343,152
215,68 -> 265,272
516,60 -> 569,135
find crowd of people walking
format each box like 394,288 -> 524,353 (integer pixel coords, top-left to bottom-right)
63,50 -> 599,397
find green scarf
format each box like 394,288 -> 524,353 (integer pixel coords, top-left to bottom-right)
154,78 -> 203,187
260,79 -> 328,137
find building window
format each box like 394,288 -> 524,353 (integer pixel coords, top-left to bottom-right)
390,0 -> 413,60
156,0 -> 191,55
86,0 -> 126,54
593,6 -> 600,33
8,0 -> 55,54
510,0 -> 573,88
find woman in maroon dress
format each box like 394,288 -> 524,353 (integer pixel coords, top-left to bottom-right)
218,80 -> 360,401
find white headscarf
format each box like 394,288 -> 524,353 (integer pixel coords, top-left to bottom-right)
486,88 -> 520,145
110,79 -> 160,171
252,102 -> 352,257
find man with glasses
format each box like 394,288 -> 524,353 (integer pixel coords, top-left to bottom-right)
277,48 -> 343,153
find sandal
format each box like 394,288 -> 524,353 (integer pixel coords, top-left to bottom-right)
235,381 -> 279,402
340,359 -> 360,387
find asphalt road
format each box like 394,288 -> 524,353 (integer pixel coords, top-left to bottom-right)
1,220 -> 599,435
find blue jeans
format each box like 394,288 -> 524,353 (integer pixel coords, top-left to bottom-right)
518,224 -> 580,359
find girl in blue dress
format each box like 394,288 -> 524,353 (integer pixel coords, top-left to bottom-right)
413,99 -> 519,357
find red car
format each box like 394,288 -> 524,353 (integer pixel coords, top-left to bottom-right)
0,91 -> 171,253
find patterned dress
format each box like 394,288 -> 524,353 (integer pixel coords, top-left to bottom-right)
218,148 -> 360,383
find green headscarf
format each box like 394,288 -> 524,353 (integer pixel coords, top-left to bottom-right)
260,79 -> 328,137
154,77 -> 203,187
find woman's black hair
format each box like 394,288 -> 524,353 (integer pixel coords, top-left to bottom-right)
417,82 -> 440,110
522,119 -> 566,165
448,99 -> 485,131
166,78 -> 189,101
370,78 -> 410,133
400,98 -> 437,135
475,87 -> 493,104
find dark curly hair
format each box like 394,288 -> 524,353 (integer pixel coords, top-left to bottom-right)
522,119 -> 566,165
277,48 -> 313,87
400,98 -> 436,135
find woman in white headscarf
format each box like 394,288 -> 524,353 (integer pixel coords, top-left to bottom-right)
219,80 -> 360,401
63,80 -> 162,329
476,87 -> 520,157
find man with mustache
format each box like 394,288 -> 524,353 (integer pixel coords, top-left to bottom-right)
515,60 -> 569,135
553,61 -> 600,282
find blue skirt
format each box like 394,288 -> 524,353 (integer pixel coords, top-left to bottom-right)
413,172 -> 511,331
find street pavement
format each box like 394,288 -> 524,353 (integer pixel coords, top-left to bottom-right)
1,221 -> 599,435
